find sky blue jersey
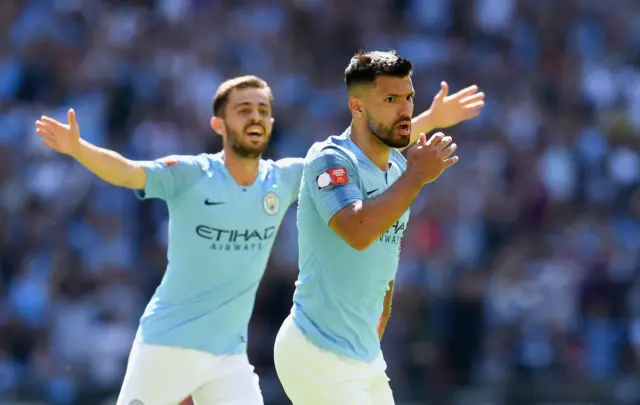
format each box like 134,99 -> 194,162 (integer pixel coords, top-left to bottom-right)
134,152 -> 303,355
292,129 -> 411,362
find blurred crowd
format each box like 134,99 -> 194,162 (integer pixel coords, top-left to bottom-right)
1,0 -> 640,404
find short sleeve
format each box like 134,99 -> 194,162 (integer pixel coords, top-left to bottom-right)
304,147 -> 363,224
134,155 -> 207,201
275,157 -> 304,206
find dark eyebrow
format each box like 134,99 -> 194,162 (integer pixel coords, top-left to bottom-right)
383,91 -> 415,98
232,102 -> 270,109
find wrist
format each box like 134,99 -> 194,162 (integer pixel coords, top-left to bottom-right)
69,139 -> 89,159
402,167 -> 428,188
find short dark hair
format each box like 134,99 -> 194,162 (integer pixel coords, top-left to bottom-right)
212,75 -> 272,117
344,50 -> 413,93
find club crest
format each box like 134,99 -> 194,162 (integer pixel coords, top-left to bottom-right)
263,192 -> 280,215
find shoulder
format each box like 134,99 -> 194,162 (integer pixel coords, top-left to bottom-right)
268,157 -> 305,186
260,157 -> 302,175
273,157 -> 305,172
306,136 -> 359,168
194,153 -> 215,171
156,153 -> 212,171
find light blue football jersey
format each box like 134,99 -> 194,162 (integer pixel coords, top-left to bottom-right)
292,129 -> 411,362
134,152 -> 303,355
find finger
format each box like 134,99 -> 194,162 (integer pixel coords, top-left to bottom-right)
440,143 -> 457,159
442,156 -> 459,168
35,120 -> 56,132
427,132 -> 444,146
463,112 -> 480,120
463,101 -> 485,113
438,136 -> 453,151
68,108 -> 78,129
41,139 -> 58,150
460,92 -> 485,104
435,81 -> 448,100
40,116 -> 64,128
451,85 -> 479,100
417,133 -> 427,145
36,127 -> 56,140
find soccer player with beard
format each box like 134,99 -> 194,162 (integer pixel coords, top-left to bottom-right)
35,71 -> 482,404
36,76 -> 301,405
273,51 -> 474,405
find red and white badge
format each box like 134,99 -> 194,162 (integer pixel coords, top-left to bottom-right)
317,167 -> 348,189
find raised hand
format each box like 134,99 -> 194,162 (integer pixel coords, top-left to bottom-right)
426,82 -> 485,129
406,132 -> 458,184
35,109 -> 81,156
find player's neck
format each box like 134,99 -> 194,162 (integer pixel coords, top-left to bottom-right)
220,149 -> 260,186
349,122 -> 391,171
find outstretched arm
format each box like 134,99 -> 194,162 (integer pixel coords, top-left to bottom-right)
400,82 -> 485,152
36,109 -> 145,189
71,140 -> 146,189
36,109 -> 205,200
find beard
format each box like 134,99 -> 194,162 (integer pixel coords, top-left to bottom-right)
365,112 -> 411,149
225,123 -> 270,159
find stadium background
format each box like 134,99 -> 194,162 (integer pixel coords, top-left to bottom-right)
2,0 -> 640,404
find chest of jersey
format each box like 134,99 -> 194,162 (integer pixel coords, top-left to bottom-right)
169,171 -> 286,254
358,161 -> 411,248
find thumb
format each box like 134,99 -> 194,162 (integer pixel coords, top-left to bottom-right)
435,81 -> 449,100
417,133 -> 427,145
68,109 -> 78,129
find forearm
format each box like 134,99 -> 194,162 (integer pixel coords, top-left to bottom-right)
72,139 -> 145,189
330,170 -> 423,250
378,281 -> 394,340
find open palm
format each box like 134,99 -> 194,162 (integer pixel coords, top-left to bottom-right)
35,109 -> 81,155
427,82 -> 485,129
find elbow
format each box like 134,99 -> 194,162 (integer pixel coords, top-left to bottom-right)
337,228 -> 376,251
347,237 -> 373,251
329,204 -> 377,251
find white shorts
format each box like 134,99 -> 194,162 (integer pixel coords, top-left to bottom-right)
116,343 -> 263,405
274,315 -> 394,405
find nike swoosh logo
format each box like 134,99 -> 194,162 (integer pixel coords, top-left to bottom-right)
367,189 -> 379,196
204,199 -> 224,206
